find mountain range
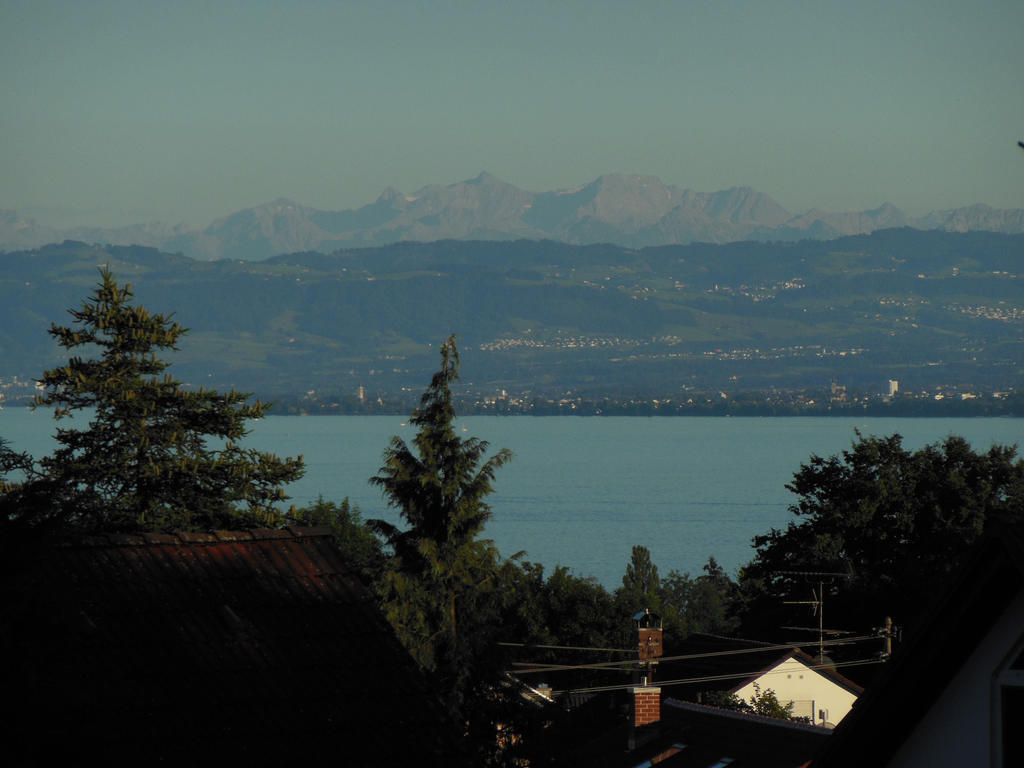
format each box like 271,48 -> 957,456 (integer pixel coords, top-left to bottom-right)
3,173 -> 1024,260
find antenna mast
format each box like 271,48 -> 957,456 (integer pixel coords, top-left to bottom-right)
778,569 -> 851,662
784,580 -> 827,660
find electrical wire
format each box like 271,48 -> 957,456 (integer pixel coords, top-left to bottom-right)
545,657 -> 884,697
507,633 -> 884,675
497,641 -> 634,654
510,659 -> 638,674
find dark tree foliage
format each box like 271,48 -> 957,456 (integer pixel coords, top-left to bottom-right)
0,438 -> 49,530
10,269 -> 304,532
489,561 -> 627,766
508,562 -> 620,651
618,544 -> 661,612
702,685 -> 798,721
369,336 -> 513,713
740,431 -> 1024,633
0,438 -> 33,498
659,557 -> 741,640
615,544 -> 677,644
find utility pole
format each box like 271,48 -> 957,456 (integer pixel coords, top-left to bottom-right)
876,616 -> 899,659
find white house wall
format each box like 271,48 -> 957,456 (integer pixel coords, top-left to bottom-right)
732,657 -> 859,727
886,589 -> 1024,768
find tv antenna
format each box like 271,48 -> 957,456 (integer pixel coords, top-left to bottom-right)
777,569 -> 853,662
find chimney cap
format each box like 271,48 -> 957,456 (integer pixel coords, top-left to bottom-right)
633,608 -> 662,629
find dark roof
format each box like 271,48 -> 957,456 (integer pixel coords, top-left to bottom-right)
571,696 -> 830,768
4,527 -> 461,766
811,524 -> 1024,767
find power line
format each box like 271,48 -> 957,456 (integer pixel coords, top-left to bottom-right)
507,633 -> 884,675
651,635 -> 882,664
497,641 -> 634,654
511,661 -> 634,674
510,658 -> 637,674
545,657 -> 883,697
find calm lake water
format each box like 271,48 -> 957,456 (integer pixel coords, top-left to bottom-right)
2,410 -> 1021,588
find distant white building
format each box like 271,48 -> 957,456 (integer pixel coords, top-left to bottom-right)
731,648 -> 863,728
888,379 -> 899,397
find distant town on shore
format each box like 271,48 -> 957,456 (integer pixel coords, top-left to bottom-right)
1,228 -> 1020,416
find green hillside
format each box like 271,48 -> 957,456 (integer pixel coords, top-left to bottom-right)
1,230 -> 1021,405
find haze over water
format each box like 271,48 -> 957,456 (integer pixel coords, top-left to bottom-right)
6,410 -> 1017,587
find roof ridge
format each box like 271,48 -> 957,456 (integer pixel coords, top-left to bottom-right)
789,648 -> 865,694
56,525 -> 336,548
664,697 -> 832,734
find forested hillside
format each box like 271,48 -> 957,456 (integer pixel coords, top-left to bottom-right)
1,229 -> 1021,402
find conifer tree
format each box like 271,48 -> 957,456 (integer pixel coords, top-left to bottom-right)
616,544 -> 662,614
370,336 -> 512,677
27,268 -> 304,532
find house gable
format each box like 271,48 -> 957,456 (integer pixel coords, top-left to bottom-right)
888,590 -> 1024,767
731,653 -> 862,726
812,524 -> 1024,767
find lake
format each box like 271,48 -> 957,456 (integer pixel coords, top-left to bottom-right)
2,410 -> 1020,588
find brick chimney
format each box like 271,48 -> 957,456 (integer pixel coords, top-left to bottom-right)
631,609 -> 664,729
632,685 -> 661,727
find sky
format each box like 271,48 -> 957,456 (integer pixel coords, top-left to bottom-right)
2,0 -> 1023,228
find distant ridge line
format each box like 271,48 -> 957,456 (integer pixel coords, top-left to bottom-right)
3,173 -> 1024,261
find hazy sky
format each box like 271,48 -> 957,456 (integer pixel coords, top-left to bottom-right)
3,0 -> 1022,228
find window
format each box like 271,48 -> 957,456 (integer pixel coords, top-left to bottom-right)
1000,686 -> 1023,767
994,635 -> 1024,768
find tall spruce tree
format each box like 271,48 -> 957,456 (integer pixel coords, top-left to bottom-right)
370,336 -> 512,680
27,268 -> 304,532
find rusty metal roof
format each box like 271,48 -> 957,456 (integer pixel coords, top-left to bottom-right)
8,526 -> 463,766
